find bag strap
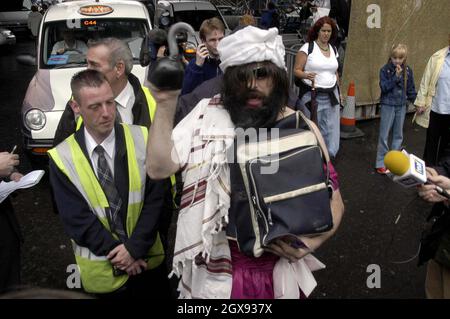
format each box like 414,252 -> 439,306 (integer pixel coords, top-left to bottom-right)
308,41 -> 314,55
296,111 -> 332,194
296,111 -> 330,164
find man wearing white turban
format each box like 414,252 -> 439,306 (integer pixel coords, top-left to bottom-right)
145,26 -> 344,299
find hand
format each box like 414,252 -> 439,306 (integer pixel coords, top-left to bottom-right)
265,237 -> 313,263
195,43 -> 209,67
415,105 -> 426,115
426,167 -> 439,178
157,45 -> 167,59
417,183 -> 448,203
125,259 -> 147,276
428,174 -> 450,191
57,48 -> 65,55
145,82 -> 181,107
107,244 -> 135,270
0,152 -> 19,177
417,172 -> 450,203
305,72 -> 317,81
395,64 -> 403,77
9,172 -> 23,182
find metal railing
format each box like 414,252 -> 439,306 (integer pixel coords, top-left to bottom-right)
285,47 -> 300,96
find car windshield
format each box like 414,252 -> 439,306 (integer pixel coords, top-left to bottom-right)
173,10 -> 224,31
41,18 -> 149,69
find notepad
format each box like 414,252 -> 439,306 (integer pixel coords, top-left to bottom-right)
0,170 -> 45,203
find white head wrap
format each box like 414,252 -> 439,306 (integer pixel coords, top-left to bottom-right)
218,26 -> 286,72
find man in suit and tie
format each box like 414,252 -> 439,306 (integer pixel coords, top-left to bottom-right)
48,69 -> 171,298
53,38 -> 157,146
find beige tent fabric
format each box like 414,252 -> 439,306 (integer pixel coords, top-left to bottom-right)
342,0 -> 450,106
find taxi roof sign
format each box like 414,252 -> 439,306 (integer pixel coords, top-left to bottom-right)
78,5 -> 114,16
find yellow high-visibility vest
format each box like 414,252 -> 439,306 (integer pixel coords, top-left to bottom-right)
48,124 -> 164,293
75,87 -> 177,201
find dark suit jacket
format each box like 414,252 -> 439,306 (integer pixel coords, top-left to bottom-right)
49,123 -> 171,259
0,196 -> 22,243
329,0 -> 351,36
0,196 -> 22,290
53,73 -> 151,147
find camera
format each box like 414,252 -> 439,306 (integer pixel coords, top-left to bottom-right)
140,29 -> 190,67
140,29 -> 169,67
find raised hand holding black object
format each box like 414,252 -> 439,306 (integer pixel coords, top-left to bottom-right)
147,22 -> 196,90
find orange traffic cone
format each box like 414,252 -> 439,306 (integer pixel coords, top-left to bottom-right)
340,81 -> 364,139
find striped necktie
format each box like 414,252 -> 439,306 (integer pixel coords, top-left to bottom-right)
94,145 -> 127,241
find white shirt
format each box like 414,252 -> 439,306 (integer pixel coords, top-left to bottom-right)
300,42 -> 339,89
431,51 -> 450,114
84,128 -> 116,179
312,0 -> 331,8
115,81 -> 135,124
51,40 -> 88,55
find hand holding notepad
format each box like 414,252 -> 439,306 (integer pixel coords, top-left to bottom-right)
0,170 -> 45,203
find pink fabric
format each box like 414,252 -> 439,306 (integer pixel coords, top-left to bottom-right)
229,240 -> 279,299
326,162 -> 339,191
229,241 -> 308,299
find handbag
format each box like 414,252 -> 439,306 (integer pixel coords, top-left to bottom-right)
235,112 -> 334,257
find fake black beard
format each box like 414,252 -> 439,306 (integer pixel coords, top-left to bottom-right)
223,90 -> 284,129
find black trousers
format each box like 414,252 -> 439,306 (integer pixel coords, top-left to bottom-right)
423,111 -> 450,166
95,261 -> 172,299
0,199 -> 21,293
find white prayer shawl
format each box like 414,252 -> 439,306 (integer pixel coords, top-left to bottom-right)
171,96 -> 325,299
171,97 -> 234,298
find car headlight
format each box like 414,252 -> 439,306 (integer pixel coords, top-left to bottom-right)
1,30 -> 12,37
25,109 -> 46,131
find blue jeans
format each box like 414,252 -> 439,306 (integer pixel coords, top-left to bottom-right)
375,104 -> 406,168
301,91 -> 340,157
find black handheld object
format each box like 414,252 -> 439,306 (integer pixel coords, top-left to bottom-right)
147,22 -> 195,90
140,34 -> 150,67
112,265 -> 127,277
140,29 -> 169,67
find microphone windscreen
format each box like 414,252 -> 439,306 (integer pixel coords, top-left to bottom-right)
384,150 -> 410,176
148,29 -> 168,47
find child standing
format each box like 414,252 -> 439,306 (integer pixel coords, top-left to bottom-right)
375,44 -> 417,174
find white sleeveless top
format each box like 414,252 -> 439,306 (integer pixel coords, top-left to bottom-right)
300,42 -> 339,89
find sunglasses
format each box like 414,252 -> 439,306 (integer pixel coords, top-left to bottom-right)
252,66 -> 269,80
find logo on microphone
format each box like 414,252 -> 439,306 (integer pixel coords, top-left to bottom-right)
414,159 -> 424,175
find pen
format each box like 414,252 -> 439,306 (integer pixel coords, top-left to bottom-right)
10,145 -> 17,154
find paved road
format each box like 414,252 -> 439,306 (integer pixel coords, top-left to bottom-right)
0,38 -> 430,298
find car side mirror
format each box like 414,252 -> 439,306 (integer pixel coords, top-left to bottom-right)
16,54 -> 37,66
